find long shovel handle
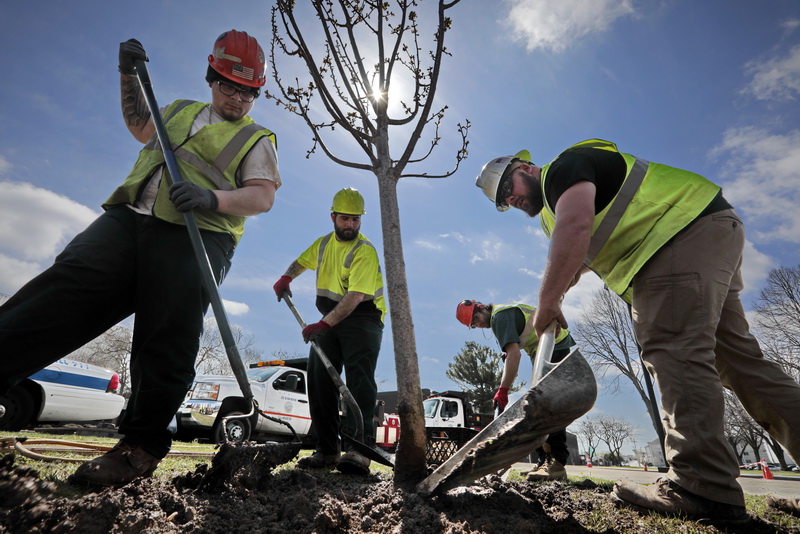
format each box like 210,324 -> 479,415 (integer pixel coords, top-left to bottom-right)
133,59 -> 253,402
281,293 -> 365,441
531,322 -> 557,387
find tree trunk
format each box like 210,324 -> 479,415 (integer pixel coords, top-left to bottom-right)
375,170 -> 428,488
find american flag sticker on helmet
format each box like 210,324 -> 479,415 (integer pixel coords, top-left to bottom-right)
232,64 -> 254,81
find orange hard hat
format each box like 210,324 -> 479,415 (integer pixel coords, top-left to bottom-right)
456,300 -> 478,327
208,30 -> 266,88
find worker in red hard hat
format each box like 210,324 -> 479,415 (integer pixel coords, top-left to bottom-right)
0,30 -> 280,489
456,299 -> 576,481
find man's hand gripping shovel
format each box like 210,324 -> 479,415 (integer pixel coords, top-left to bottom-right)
132,58 -> 301,488
279,292 -> 394,468
417,322 -> 597,495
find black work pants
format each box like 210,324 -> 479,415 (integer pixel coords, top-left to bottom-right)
307,316 -> 382,455
0,207 -> 234,457
536,336 -> 575,465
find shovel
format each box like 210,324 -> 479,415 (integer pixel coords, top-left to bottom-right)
281,293 -> 394,468
132,59 -> 301,480
417,323 -> 597,495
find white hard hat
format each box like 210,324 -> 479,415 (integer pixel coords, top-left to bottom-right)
475,150 -> 532,212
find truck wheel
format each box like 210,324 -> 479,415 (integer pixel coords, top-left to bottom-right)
0,385 -> 35,431
214,412 -> 252,444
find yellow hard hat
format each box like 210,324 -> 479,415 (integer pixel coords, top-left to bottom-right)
331,188 -> 366,215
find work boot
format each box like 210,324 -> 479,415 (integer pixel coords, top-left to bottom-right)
526,457 -> 567,481
297,450 -> 340,470
336,450 -> 371,476
611,477 -> 749,525
68,440 -> 161,488
767,496 -> 800,517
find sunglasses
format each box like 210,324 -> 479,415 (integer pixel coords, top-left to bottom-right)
216,80 -> 259,102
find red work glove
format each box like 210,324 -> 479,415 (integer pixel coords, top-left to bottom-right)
302,320 -> 331,343
493,387 -> 510,410
273,275 -> 292,301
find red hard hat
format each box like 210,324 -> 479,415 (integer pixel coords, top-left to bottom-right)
456,300 -> 478,327
208,30 -> 266,88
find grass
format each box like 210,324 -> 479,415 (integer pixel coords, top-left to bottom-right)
3,430 -> 799,532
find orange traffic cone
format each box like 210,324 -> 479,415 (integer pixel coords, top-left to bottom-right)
643,463 -> 648,472
587,457 -> 593,468
761,459 -> 774,480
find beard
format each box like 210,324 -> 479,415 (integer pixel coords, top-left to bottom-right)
334,226 -> 358,241
522,186 -> 544,218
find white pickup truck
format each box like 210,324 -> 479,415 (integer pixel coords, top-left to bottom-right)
175,359 -> 313,445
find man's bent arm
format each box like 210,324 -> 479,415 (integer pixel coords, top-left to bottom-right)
120,73 -> 155,143
499,343 -> 523,390
215,179 -> 276,216
322,291 -> 366,327
534,181 -> 596,336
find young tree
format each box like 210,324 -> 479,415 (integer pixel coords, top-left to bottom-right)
571,290 -> 664,450
269,0 -> 468,487
195,318 -> 263,375
445,342 -> 522,413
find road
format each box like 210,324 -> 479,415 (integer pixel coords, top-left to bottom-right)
514,463 -> 799,498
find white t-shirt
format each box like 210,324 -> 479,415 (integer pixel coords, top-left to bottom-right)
132,104 -> 280,214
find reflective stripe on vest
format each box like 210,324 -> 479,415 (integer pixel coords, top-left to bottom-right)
539,139 -> 720,300
315,234 -> 384,302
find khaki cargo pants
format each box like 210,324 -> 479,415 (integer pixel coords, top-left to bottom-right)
631,208 -> 800,506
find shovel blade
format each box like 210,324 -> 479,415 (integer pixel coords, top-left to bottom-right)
417,347 -> 596,495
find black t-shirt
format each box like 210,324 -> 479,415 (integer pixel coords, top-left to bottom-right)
544,147 -> 730,216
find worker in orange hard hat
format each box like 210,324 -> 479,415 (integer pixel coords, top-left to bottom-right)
0,30 -> 280,489
456,299 -> 577,481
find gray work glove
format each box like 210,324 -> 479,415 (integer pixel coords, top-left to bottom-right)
169,182 -> 219,212
119,38 -> 148,76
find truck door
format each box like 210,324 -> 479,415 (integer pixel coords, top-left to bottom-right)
261,370 -> 312,436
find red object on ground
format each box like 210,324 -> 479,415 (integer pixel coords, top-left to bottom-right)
761,459 -> 774,480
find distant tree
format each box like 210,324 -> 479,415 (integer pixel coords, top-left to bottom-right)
722,391 -> 748,465
269,0 -> 468,487
594,415 -> 635,466
753,264 -> 800,379
69,325 -> 133,396
571,290 -> 662,442
195,318 -> 263,375
576,418 -> 602,463
445,342 -> 521,413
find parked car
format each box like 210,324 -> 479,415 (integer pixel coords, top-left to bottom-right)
0,358 -> 125,431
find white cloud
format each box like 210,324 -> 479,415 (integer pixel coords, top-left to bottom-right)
709,127 -> 800,243
415,239 -> 443,251
504,0 -> 636,53
0,156 -> 11,175
0,181 -> 100,294
222,299 -> 250,316
742,44 -> 800,101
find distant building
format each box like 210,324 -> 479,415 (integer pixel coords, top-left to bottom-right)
645,438 -> 667,468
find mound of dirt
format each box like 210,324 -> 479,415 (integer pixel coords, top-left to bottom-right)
0,451 -> 792,534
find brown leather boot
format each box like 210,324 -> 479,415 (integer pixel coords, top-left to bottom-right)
68,440 -> 161,488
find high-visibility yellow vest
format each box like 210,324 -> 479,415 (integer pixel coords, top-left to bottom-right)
539,139 -> 719,302
491,303 -> 570,357
104,100 -> 276,244
297,232 -> 387,322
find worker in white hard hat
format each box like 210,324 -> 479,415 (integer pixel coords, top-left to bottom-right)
273,188 -> 386,476
475,140 -> 800,524
456,299 -> 576,481
0,30 -> 279,489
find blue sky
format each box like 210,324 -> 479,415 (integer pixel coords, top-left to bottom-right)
1,0 -> 798,452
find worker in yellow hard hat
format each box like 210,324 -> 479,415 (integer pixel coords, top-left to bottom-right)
273,188 -> 385,476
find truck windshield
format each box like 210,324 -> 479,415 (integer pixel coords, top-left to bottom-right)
423,399 -> 440,419
246,367 -> 281,383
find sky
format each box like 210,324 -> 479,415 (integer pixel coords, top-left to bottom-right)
1,0 -> 799,454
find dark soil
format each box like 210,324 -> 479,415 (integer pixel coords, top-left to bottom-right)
0,448 -> 796,534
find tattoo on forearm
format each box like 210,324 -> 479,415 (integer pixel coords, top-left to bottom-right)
121,77 -> 150,128
284,261 -> 306,278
